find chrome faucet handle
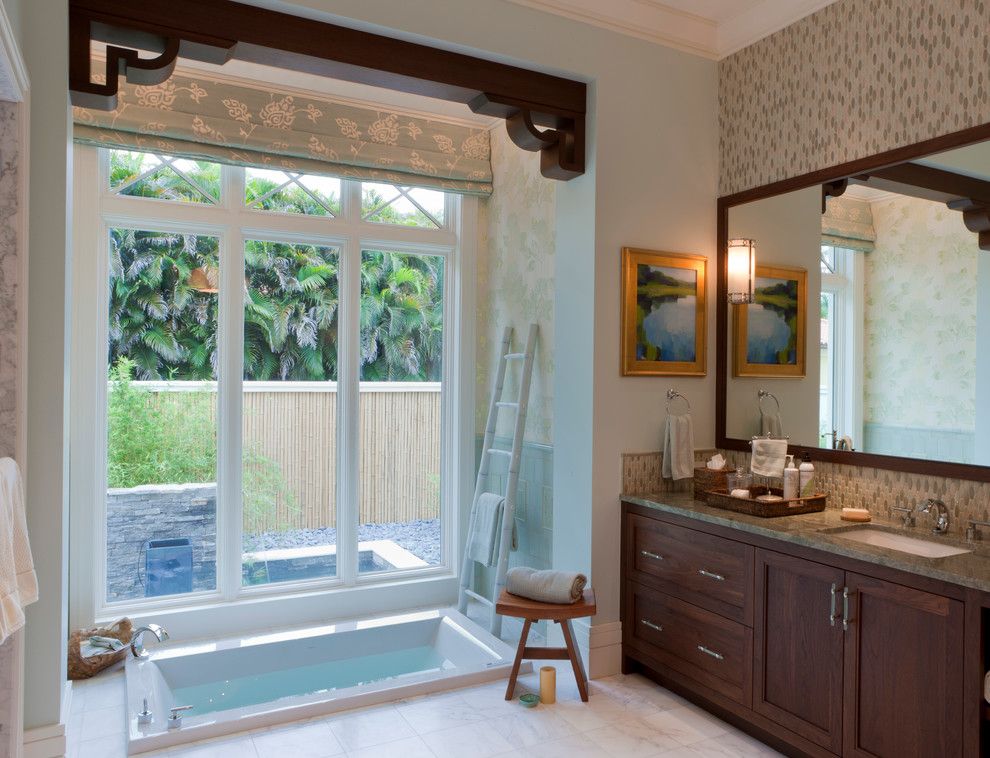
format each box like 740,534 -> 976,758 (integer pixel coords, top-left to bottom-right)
891,505 -> 915,528
966,519 -> 990,542
920,498 -> 950,535
167,705 -> 193,730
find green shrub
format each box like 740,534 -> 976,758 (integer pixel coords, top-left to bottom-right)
107,357 -> 298,532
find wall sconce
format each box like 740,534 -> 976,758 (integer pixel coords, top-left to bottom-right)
727,238 -> 756,304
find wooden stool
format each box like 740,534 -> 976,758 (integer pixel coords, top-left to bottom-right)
496,588 -> 596,702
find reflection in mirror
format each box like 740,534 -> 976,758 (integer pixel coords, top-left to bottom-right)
724,142 -> 990,466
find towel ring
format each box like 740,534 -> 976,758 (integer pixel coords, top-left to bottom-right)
758,389 -> 780,415
666,389 -> 691,414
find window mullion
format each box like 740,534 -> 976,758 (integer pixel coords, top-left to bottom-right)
337,181 -> 363,585
218,164 -> 245,601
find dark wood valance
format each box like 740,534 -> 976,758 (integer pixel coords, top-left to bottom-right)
68,0 -> 587,181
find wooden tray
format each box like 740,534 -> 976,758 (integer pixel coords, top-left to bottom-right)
693,466 -> 730,503
704,486 -> 827,518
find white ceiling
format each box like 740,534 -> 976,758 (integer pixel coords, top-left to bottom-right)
504,0 -> 841,59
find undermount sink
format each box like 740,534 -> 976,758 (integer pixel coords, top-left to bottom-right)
824,526 -> 972,558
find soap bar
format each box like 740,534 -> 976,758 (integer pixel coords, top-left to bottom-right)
730,488 -> 751,499
840,507 -> 871,522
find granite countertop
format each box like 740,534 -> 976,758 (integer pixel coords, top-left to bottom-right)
623,491 -> 990,595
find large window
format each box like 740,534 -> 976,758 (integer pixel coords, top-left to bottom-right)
71,147 -> 466,623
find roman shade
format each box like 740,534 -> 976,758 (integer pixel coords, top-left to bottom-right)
822,196 -> 875,252
72,70 -> 493,195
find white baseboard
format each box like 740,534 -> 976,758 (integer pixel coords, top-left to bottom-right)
23,683 -> 70,758
587,620 -> 622,678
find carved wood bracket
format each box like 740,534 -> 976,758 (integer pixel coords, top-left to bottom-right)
821,178 -> 848,213
68,0 -> 587,181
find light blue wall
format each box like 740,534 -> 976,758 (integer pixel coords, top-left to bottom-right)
864,423 -> 974,465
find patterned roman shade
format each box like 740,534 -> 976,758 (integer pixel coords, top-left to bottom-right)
822,196 -> 875,252
72,70 -> 493,195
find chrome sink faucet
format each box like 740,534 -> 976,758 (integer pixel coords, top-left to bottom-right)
130,623 -> 169,658
920,498 -> 950,535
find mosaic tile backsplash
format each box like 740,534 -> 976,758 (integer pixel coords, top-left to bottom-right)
718,0 -> 990,195
622,449 -> 990,539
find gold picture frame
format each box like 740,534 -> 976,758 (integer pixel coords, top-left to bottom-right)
621,247 -> 707,376
733,264 -> 807,377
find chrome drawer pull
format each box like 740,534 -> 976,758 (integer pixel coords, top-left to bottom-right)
829,583 -> 838,627
698,569 -> 725,582
842,586 -> 852,632
640,550 -> 664,561
640,619 -> 663,632
697,645 -> 724,661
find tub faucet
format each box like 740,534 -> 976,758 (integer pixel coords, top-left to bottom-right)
130,624 -> 169,658
920,498 -> 950,535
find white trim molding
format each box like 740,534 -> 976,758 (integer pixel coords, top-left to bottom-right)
22,682 -> 70,758
504,0 -> 840,59
0,0 -> 27,101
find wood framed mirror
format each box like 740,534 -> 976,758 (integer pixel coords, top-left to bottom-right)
716,124 -> 990,483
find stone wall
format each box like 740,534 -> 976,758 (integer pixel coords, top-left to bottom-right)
105,483 -> 216,602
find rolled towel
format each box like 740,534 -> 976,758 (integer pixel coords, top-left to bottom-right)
506,567 -> 587,604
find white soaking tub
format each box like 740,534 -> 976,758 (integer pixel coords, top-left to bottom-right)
124,607 -> 523,754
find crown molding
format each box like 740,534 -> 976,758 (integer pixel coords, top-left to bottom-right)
505,0 -> 718,60
716,0 -> 841,57
504,0 -> 840,60
0,0 -> 28,100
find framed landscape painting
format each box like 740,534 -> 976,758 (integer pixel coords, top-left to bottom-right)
621,248 -> 706,376
733,264 -> 807,377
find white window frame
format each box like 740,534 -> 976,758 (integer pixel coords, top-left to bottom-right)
820,244 -> 864,449
69,145 -> 476,635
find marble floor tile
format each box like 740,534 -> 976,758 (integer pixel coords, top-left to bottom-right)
328,703 -> 415,751
251,720 -> 344,757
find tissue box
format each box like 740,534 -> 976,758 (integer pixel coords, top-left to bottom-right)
693,466 -> 729,502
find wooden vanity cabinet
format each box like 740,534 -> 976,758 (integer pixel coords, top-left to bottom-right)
754,549 -> 845,754
621,502 -> 974,757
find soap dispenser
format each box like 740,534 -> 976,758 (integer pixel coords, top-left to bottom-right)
783,455 -> 799,500
798,452 -> 816,498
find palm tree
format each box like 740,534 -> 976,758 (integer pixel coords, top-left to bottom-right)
107,151 -> 444,382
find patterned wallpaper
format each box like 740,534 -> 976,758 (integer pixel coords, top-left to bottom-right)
865,195 -> 977,431
0,100 -> 20,758
718,0 -> 990,195
476,127 -> 556,445
0,102 -> 17,460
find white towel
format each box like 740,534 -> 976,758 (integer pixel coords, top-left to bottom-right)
662,414 -> 695,481
750,439 -> 788,478
466,492 -> 505,567
760,411 -> 783,439
0,459 -> 37,644
506,567 -> 587,604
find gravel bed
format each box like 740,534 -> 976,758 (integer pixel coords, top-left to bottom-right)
244,518 -> 441,566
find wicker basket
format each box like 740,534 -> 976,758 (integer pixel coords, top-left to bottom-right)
693,466 -> 730,502
67,617 -> 132,680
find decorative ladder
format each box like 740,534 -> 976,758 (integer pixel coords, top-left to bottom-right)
458,323 -> 538,636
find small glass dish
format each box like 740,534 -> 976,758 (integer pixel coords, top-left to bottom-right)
519,693 -> 540,708
725,469 -> 753,497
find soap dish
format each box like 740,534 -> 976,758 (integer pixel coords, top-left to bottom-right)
840,507 -> 871,523
519,693 -> 540,708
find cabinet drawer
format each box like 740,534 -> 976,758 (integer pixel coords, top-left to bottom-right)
625,513 -> 754,624
624,580 -> 752,706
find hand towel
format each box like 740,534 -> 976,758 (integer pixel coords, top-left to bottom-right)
760,410 -> 783,439
662,414 -> 695,481
750,438 -> 788,478
466,492 -> 505,567
505,567 -> 587,604
0,458 -> 37,644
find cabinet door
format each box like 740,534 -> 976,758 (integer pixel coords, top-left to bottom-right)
843,572 -> 964,758
754,549 -> 845,753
